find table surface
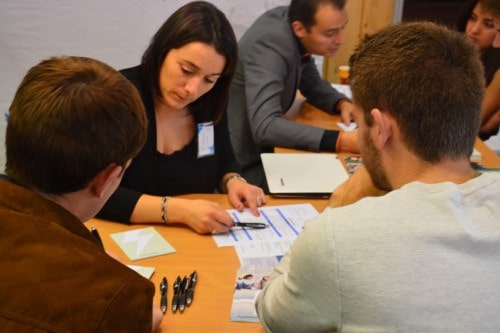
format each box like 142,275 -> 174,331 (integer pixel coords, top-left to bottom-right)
86,194 -> 327,333
86,102 -> 499,333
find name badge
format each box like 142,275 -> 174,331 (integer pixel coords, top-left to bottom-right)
197,122 -> 214,157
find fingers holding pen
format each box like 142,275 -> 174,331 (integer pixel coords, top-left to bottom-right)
207,212 -> 234,235
172,198 -> 233,234
167,195 -> 266,235
196,201 -> 233,235
204,193 -> 270,235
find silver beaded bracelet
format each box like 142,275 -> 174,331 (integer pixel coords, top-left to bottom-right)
161,196 -> 170,224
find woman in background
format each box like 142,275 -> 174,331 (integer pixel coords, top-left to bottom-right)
457,0 -> 500,140
97,1 -> 265,234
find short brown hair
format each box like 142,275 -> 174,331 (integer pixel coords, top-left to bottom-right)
350,22 -> 484,162
6,56 -> 148,194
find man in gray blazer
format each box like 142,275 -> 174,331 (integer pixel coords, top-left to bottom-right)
228,0 -> 358,190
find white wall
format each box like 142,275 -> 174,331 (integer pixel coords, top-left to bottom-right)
0,0 -> 290,172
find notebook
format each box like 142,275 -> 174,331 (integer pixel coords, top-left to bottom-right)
261,153 -> 349,197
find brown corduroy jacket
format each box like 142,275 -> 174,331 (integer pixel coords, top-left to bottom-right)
0,177 -> 154,332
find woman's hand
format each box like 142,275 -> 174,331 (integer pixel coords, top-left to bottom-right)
168,198 -> 235,234
131,191 -> 264,235
226,177 -> 266,217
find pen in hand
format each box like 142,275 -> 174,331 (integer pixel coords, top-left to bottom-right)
186,270 -> 197,306
233,222 -> 268,229
91,226 -> 104,249
172,276 -> 181,313
160,277 -> 167,314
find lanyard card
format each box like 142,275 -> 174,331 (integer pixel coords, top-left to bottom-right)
197,121 -> 215,158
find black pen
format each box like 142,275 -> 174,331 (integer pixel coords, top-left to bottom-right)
233,222 -> 268,229
178,275 -> 190,313
172,276 -> 181,313
186,270 -> 197,306
91,226 -> 104,249
160,277 -> 167,314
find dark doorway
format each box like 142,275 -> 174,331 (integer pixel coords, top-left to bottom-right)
402,0 -> 468,28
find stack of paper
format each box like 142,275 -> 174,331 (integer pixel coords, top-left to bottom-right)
216,204 -> 320,323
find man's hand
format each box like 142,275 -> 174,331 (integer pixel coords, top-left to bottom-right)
338,100 -> 354,125
327,165 -> 387,208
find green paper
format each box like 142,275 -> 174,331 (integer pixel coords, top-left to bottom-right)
127,265 -> 155,279
111,227 -> 176,261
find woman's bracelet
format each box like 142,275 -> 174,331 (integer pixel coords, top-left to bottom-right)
224,174 -> 247,192
161,196 -> 170,224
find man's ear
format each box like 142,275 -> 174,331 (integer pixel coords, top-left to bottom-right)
90,163 -> 123,198
291,20 -> 307,38
370,108 -> 393,150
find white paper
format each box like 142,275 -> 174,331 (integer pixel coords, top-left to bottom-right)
212,203 -> 319,247
337,122 -> 358,132
235,239 -> 295,259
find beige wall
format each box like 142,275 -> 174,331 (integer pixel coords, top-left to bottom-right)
324,0 -> 395,83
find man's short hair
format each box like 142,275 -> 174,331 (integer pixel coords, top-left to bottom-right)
6,56 -> 148,194
349,21 -> 484,162
288,0 -> 346,29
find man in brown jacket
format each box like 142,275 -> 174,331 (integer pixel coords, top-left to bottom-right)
0,56 -> 163,332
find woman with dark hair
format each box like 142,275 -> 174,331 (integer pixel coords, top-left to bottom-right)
97,1 -> 266,234
457,0 -> 499,140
